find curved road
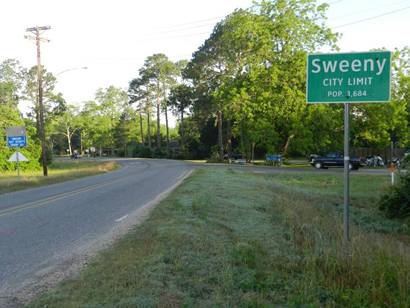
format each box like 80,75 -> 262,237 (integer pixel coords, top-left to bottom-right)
0,159 -> 193,304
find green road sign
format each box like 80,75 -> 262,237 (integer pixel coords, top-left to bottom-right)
307,51 -> 391,103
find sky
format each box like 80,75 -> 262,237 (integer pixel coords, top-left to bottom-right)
1,0 -> 409,126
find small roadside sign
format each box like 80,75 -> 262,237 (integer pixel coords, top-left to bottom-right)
7,136 -> 27,148
8,151 -> 29,177
307,51 -> 391,103
6,126 -> 27,148
389,163 -> 397,186
8,152 -> 29,162
6,126 -> 26,136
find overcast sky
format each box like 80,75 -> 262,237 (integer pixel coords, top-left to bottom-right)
1,0 -> 409,124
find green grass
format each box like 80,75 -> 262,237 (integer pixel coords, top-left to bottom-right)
0,160 -> 118,194
29,168 -> 410,307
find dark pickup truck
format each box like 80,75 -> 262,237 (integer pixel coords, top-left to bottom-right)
310,152 -> 361,170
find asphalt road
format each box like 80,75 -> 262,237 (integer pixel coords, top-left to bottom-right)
0,159 -> 193,303
0,158 -> 389,304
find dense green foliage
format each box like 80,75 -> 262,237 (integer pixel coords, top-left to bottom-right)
379,157 -> 410,219
0,59 -> 42,171
379,174 -> 410,219
185,1 -> 341,159
160,0 -> 409,159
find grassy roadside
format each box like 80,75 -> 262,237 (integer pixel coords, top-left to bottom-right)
187,159 -> 312,168
29,168 -> 410,307
0,160 -> 118,194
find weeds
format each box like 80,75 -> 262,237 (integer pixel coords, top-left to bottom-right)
0,160 -> 118,194
29,168 -> 410,307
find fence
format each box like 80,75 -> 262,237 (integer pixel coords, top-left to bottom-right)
351,147 -> 407,161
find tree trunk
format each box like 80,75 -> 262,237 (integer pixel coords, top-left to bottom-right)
156,100 -> 161,150
165,105 -> 170,156
251,142 -> 255,163
217,110 -> 223,161
163,86 -> 170,157
147,110 -> 152,150
139,112 -> 144,145
240,121 -> 246,160
80,131 -> 83,155
156,85 -> 161,151
180,110 -> 185,151
66,126 -> 72,156
50,138 -> 54,155
283,134 -> 295,156
35,109 -> 41,138
226,119 -> 232,155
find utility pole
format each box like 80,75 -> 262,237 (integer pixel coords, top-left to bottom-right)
25,26 -> 51,176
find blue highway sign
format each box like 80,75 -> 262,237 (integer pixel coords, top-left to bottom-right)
7,136 -> 27,148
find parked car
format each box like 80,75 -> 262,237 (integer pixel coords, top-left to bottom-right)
308,154 -> 320,161
225,153 -> 246,164
310,152 -> 361,170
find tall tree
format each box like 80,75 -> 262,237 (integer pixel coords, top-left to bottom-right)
138,54 -> 178,154
168,84 -> 194,152
94,86 -> 128,155
24,66 -> 66,135
186,1 -> 337,159
129,77 -> 155,150
0,59 -> 26,107
75,86 -> 128,156
49,105 -> 81,156
114,110 -> 133,156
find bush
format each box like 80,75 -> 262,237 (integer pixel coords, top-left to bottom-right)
152,148 -> 166,158
132,146 -> 152,158
402,154 -> 410,167
0,136 -> 42,172
206,145 -> 223,163
379,172 -> 410,219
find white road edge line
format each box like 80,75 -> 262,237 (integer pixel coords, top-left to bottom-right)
177,171 -> 187,180
115,214 -> 128,222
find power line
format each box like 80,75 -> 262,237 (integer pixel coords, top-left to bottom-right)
152,16 -> 222,31
333,5 -> 410,28
326,0 -> 345,5
148,21 -> 217,36
331,0 -> 410,21
137,31 -> 211,43
141,5 -> 257,37
138,2 -> 410,43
